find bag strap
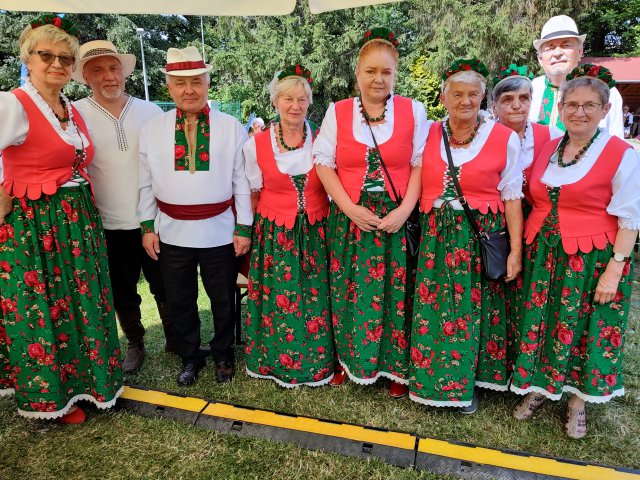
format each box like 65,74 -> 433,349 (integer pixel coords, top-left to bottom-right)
363,102 -> 401,206
441,126 -> 485,240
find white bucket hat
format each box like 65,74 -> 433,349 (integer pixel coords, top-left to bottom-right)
72,40 -> 136,84
160,46 -> 212,76
533,15 -> 586,51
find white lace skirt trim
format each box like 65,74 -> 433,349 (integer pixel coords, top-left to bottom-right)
476,381 -> 508,392
408,392 -> 471,408
245,367 -> 334,389
16,386 -> 124,420
339,360 -> 409,386
0,388 -> 14,397
509,383 -> 624,404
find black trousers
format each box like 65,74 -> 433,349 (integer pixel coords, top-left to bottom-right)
158,241 -> 237,365
104,228 -> 167,345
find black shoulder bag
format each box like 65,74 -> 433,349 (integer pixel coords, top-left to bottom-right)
441,127 -> 510,280
363,116 -> 421,259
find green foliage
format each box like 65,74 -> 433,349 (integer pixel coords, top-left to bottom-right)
397,55 -> 445,120
578,0 -> 640,56
1,0 -> 635,117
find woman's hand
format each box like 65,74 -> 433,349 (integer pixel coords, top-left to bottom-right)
504,249 -> 522,282
594,261 -> 623,304
345,204 -> 382,232
0,191 -> 13,225
378,206 -> 411,234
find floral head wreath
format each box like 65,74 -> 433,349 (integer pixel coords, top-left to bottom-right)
566,63 -> 616,88
492,63 -> 535,87
442,58 -> 489,82
277,64 -> 313,86
30,14 -> 77,37
358,27 -> 399,50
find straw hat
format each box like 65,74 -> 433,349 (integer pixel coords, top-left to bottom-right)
72,40 -> 136,84
160,46 -> 212,76
533,15 -> 586,51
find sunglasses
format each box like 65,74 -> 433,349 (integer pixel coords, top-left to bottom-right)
31,50 -> 75,67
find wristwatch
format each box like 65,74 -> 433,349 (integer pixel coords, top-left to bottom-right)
612,252 -> 631,262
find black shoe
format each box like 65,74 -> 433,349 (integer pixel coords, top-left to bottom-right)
199,344 -> 212,357
459,392 -> 478,415
177,361 -> 205,387
215,361 -> 234,383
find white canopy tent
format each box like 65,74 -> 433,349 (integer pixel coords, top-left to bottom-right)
0,0 -> 402,15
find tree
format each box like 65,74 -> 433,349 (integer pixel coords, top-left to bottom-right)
578,0 -> 640,56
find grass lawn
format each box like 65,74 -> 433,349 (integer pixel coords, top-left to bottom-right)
1,264 -> 639,480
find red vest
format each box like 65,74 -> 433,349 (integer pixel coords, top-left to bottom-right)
420,121 -> 511,214
524,135 -> 630,254
335,96 -> 414,203
2,89 -> 94,200
522,122 -> 552,203
254,129 -> 329,229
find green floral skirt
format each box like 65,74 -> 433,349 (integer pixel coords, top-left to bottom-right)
509,233 -> 631,403
244,213 -> 334,387
327,190 -> 411,385
409,205 -> 508,407
0,184 -> 123,418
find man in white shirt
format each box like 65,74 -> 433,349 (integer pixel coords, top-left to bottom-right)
530,15 -> 624,138
138,47 -> 252,387
73,40 -> 176,374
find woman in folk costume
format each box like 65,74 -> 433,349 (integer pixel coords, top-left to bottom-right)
313,28 -> 429,397
0,16 -> 122,423
491,64 -> 563,365
491,64 -> 564,217
243,65 -> 334,387
510,65 -> 640,439
408,59 -> 523,413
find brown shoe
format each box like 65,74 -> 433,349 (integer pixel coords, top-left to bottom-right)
513,393 -> 547,421
565,407 -> 587,439
215,361 -> 234,383
123,344 -> 145,374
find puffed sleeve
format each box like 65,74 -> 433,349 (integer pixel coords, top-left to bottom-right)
497,131 -> 524,201
607,148 -> 640,230
243,135 -> 263,191
411,100 -> 431,167
312,102 -> 337,169
0,92 -> 29,150
0,92 -> 30,179
138,121 -> 157,234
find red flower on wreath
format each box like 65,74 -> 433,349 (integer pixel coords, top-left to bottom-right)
52,16 -> 62,27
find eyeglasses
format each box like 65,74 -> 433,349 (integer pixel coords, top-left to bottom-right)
31,50 -> 75,67
562,102 -> 601,114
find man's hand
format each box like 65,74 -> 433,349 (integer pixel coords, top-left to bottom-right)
142,232 -> 161,260
233,235 -> 251,257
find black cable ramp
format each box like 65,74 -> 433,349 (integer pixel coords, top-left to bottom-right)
118,385 -> 640,480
